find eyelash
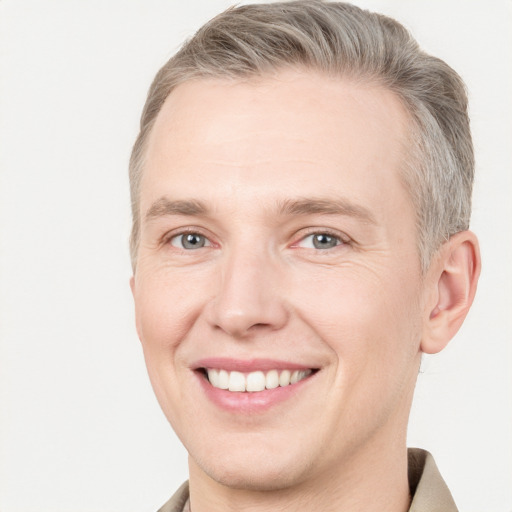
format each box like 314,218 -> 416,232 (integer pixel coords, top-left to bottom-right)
163,227 -> 350,252
291,229 -> 350,251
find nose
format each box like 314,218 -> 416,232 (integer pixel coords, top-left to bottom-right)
205,245 -> 289,339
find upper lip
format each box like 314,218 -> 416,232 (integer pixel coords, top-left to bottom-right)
192,357 -> 317,372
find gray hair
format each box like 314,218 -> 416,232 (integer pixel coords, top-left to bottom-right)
129,0 -> 473,271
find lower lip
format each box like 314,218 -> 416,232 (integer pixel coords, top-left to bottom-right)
196,371 -> 315,413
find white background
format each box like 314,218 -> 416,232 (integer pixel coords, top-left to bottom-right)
0,1 -> 510,511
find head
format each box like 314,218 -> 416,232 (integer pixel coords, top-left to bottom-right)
130,0 -> 474,272
129,0 -> 480,495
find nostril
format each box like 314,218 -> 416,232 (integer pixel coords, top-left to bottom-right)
249,322 -> 272,330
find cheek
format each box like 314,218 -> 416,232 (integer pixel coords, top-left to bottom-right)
291,263 -> 422,370
293,265 -> 423,434
134,265 -> 210,353
133,268 -> 208,424
133,264 -> 219,414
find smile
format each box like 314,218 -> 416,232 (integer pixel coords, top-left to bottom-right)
193,358 -> 319,412
205,368 -> 313,392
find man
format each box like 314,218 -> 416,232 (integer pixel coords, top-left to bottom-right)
129,2 -> 480,511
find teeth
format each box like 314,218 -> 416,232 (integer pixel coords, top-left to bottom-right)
265,369 -> 279,389
208,368 -> 219,388
246,371 -> 266,392
206,368 -> 313,392
228,371 -> 246,392
218,369 -> 229,389
279,370 -> 291,387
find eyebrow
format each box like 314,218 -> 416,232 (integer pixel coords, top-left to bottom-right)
144,196 -> 376,225
276,197 -> 377,224
145,198 -> 208,220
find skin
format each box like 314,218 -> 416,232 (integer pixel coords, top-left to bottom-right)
131,70 -> 480,512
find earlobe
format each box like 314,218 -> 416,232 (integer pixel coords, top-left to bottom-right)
421,231 -> 481,354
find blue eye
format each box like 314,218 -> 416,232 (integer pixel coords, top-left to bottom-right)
298,233 -> 342,250
170,233 -> 211,250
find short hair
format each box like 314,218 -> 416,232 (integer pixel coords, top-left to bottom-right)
129,0 -> 473,271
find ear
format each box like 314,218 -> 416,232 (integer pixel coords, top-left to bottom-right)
421,230 -> 481,354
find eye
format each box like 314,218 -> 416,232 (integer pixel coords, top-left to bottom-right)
170,232 -> 211,250
297,232 -> 343,250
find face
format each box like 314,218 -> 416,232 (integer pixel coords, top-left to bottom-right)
131,70 -> 427,491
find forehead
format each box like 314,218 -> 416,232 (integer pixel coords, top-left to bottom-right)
142,70 -> 412,220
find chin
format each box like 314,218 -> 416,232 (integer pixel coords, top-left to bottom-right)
204,462 -> 307,492
190,443 -> 316,492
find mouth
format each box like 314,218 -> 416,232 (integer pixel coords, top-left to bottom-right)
192,358 -> 320,412
200,367 -> 316,392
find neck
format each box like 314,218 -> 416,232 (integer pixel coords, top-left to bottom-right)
188,434 -> 411,512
